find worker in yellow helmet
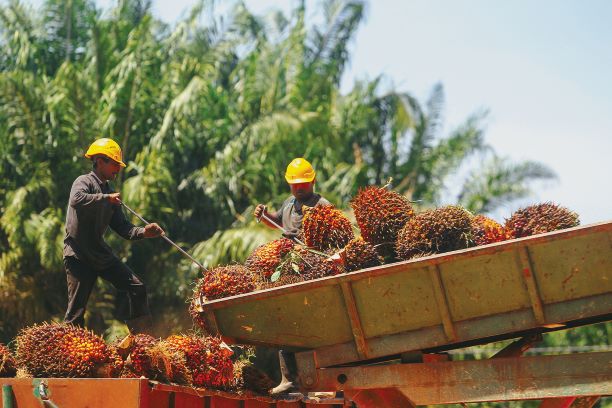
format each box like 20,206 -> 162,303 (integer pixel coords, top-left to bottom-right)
254,158 -> 331,240
63,138 -> 164,334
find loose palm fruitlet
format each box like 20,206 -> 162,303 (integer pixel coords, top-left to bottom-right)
0,343 -> 16,377
505,203 -> 580,238
396,206 -> 474,260
351,186 -> 414,246
343,237 -> 383,272
245,238 -> 294,278
15,323 -> 115,378
233,360 -> 276,395
302,205 -> 354,250
471,215 -> 508,246
195,265 -> 258,301
164,335 -> 234,389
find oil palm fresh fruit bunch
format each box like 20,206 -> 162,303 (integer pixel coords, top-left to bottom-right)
302,205 -> 354,251
471,215 -> 508,246
505,203 -> 579,238
245,238 -> 294,278
396,206 -> 474,260
164,335 -> 234,389
147,341 -> 191,384
256,272 -> 305,290
343,237 -> 383,272
196,265 -> 258,301
351,186 -> 414,247
15,323 -> 114,378
276,246 -> 344,282
233,360 -> 276,394
0,344 -> 16,377
121,334 -> 158,379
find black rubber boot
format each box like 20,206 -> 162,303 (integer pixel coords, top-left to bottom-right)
270,350 -> 303,396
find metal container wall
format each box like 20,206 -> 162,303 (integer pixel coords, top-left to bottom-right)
200,221 -> 612,367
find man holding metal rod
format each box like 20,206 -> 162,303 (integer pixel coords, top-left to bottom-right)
254,158 -> 330,241
63,138 -> 164,334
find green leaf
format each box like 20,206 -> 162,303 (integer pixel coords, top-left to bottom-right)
291,262 -> 300,274
270,270 -> 281,282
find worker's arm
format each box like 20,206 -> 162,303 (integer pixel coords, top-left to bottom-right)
109,205 -> 146,240
68,176 -> 108,209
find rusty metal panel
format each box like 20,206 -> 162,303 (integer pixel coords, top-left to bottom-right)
201,221 -> 612,366
215,285 -> 354,348
350,266 -> 440,338
0,378 -> 146,407
311,352 -> 612,405
529,230 -> 612,303
441,249 -> 531,321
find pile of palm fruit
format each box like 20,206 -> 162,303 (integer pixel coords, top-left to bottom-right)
189,185 -> 580,321
1,322 -> 270,395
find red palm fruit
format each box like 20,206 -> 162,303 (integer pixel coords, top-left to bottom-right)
471,215 -> 507,246
0,344 -> 17,377
278,246 -> 345,281
245,238 -> 294,278
396,206 -> 474,260
164,335 -> 234,389
123,334 -> 158,378
343,237 -> 383,272
302,205 -> 354,251
195,265 -> 258,301
351,186 -> 414,249
505,203 -> 579,238
15,323 -> 113,378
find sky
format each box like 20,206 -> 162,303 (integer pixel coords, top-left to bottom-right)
21,0 -> 612,224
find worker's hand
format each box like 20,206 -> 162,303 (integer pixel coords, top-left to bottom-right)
107,192 -> 122,205
143,223 -> 165,238
254,204 -> 266,220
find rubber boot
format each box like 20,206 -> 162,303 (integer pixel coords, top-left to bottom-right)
126,314 -> 153,335
270,350 -> 303,396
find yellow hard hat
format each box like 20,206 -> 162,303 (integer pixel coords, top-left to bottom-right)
285,158 -> 315,184
84,138 -> 126,167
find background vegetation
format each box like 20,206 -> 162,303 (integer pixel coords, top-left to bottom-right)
0,2 -> 608,395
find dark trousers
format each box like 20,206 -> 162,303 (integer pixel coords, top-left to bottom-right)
63,256 -> 150,327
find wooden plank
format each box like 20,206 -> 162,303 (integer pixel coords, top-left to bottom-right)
310,352 -> 612,405
516,246 -> 546,324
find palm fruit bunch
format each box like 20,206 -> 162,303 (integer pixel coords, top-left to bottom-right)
278,246 -> 344,281
15,323 -> 114,378
302,205 -> 354,251
256,273 -> 305,290
245,238 -> 294,278
195,265 -> 258,301
505,203 -> 580,238
0,344 -> 16,377
146,341 -> 191,384
164,335 -> 234,389
232,360 -> 276,395
351,186 -> 414,248
471,215 -> 508,246
396,206 -> 474,260
120,334 -> 159,378
343,237 -> 383,272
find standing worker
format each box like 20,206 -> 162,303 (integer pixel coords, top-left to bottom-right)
254,158 -> 331,240
63,138 -> 164,334
254,158 -> 331,395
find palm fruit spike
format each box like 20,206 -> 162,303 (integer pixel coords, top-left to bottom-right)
196,265 -> 258,301
0,343 -> 17,377
15,322 -> 113,378
302,205 -> 354,251
471,215 -> 508,246
164,335 -> 234,389
233,360 -> 276,395
505,202 -> 580,239
351,186 -> 414,248
147,341 -> 191,385
396,206 -> 474,260
343,237 -> 383,272
245,238 -> 294,278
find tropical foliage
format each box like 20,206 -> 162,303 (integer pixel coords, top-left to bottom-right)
0,0 -> 559,342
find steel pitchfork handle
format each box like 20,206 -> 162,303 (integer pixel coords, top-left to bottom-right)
120,201 -> 207,271
256,205 -> 307,246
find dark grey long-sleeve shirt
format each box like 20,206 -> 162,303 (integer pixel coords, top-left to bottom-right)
63,171 -> 145,270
